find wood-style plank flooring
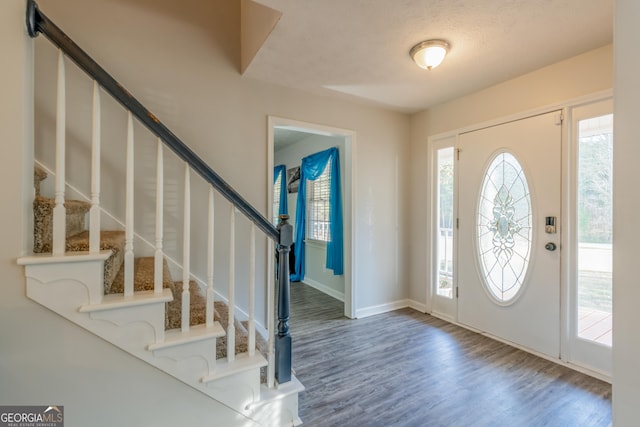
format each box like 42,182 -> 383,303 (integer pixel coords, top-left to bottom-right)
290,283 -> 612,427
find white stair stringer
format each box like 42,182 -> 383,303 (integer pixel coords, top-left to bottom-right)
80,290 -> 173,344
17,254 -> 301,426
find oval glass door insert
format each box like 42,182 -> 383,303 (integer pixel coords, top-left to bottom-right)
477,152 -> 532,303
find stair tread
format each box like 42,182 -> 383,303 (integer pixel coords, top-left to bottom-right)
67,230 -> 125,250
201,353 -> 268,383
109,256 -> 173,295
34,164 -> 47,182
35,229 -> 124,254
148,323 -> 226,351
34,165 -> 47,197
79,288 -> 173,312
34,195 -> 92,214
166,280 -> 208,330
18,250 -> 112,265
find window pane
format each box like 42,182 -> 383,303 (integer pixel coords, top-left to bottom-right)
436,148 -> 454,298
307,163 -> 331,241
273,173 -> 282,225
477,152 -> 531,303
577,114 -> 613,346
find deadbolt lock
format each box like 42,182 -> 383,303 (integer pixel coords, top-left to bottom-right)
545,216 -> 557,234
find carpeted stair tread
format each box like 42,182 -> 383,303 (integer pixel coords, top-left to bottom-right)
34,165 -> 47,197
64,229 -> 124,251
109,256 -> 173,295
69,230 -> 126,292
33,195 -> 92,215
33,196 -> 92,253
240,320 -> 269,356
165,282 -> 257,359
165,280 -> 208,330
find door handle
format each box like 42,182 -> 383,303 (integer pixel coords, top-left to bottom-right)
545,242 -> 557,251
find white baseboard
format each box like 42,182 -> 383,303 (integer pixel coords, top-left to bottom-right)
302,278 -> 344,302
355,299 -> 411,318
429,311 -> 457,324
407,299 -> 427,313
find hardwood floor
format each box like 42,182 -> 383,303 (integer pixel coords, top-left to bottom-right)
290,283 -> 612,427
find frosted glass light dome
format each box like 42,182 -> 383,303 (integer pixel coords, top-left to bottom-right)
410,40 -> 449,70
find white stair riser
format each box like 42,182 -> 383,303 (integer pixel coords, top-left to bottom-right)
24,257 -> 105,305
151,339 -> 217,377
252,376 -> 305,427
205,369 -> 262,414
250,394 -> 301,427
89,304 -> 166,344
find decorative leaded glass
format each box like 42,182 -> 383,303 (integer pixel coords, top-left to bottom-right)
477,152 -> 532,303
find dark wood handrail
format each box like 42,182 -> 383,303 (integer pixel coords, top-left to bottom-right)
26,0 -> 279,242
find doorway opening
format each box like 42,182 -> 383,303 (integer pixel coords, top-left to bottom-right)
268,117 -> 355,318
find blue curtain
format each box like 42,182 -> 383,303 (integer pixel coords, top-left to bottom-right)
274,164 -> 288,218
291,147 -> 343,282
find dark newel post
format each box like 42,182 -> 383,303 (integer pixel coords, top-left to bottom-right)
275,215 -> 293,384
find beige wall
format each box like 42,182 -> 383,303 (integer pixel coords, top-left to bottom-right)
613,0 -> 640,423
408,45 -> 613,307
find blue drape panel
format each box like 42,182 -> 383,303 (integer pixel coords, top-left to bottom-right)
291,147 -> 343,282
274,164 -> 288,217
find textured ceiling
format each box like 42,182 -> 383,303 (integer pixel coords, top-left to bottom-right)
244,0 -> 613,113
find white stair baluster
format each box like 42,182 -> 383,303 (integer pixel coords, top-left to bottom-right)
124,111 -> 134,296
52,49 -> 66,255
89,81 -> 101,254
227,205 -> 236,362
248,223 -> 256,357
181,163 -> 191,333
154,139 -> 164,294
206,187 -> 215,328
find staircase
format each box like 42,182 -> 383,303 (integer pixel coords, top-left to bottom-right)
18,1 -> 302,425
22,161 -> 302,426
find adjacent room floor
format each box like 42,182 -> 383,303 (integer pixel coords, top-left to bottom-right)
290,283 -> 612,427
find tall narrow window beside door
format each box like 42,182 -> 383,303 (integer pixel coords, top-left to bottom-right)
436,148 -> 454,298
307,163 -> 331,241
577,113 -> 613,346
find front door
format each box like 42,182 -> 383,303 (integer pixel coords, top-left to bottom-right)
457,111 -> 562,358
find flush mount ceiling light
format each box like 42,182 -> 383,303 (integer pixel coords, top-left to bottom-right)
410,39 -> 450,70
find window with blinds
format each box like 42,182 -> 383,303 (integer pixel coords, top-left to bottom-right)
307,164 -> 331,242
273,173 -> 283,225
